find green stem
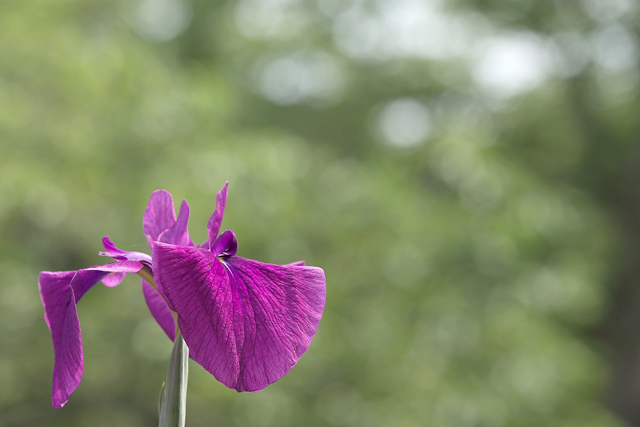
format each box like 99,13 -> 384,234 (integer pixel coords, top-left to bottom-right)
158,332 -> 189,427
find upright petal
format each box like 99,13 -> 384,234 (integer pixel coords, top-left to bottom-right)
39,261 -> 143,408
144,190 -> 177,248
152,242 -> 326,392
204,182 -> 228,249
158,200 -> 193,247
142,278 -> 176,341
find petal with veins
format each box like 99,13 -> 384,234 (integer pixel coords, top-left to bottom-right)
144,190 -> 178,248
158,200 -> 193,247
152,242 -> 326,392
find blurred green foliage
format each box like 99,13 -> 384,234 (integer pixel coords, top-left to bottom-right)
1,0 -> 639,426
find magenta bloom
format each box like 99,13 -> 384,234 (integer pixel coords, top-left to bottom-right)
39,183 -> 326,408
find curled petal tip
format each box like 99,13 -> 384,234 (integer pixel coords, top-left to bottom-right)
286,260 -> 306,267
211,230 -> 238,257
53,400 -> 67,409
101,236 -> 112,248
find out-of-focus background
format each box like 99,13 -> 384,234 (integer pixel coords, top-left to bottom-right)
2,0 -> 640,426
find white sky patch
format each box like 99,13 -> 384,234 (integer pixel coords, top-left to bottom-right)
236,0 -> 635,104
256,50 -> 345,105
377,98 -> 432,148
332,0 -> 485,61
581,0 -> 635,23
471,33 -> 556,99
235,0 -> 309,40
591,23 -> 640,71
131,0 -> 192,42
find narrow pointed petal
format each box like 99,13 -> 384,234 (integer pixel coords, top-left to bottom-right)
158,200 -> 193,247
152,242 -> 326,392
39,261 -> 143,408
142,278 -> 176,341
144,190 -> 177,248
99,236 -> 152,264
204,182 -> 228,249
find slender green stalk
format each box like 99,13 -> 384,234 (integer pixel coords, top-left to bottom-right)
158,332 -> 189,427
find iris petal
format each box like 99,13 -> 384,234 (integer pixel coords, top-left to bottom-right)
204,182 -> 228,250
152,242 -> 326,392
101,272 -> 126,287
158,200 -> 193,247
143,190 -> 178,248
98,236 -> 153,264
142,278 -> 176,341
210,229 -> 238,257
39,261 -> 143,408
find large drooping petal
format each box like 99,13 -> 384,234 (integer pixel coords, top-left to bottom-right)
203,182 -> 228,250
39,261 -> 143,408
143,190 -> 178,248
142,279 -> 176,341
152,242 -> 326,392
98,236 -> 153,264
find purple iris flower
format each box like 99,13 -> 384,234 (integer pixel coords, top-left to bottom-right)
39,183 -> 326,408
